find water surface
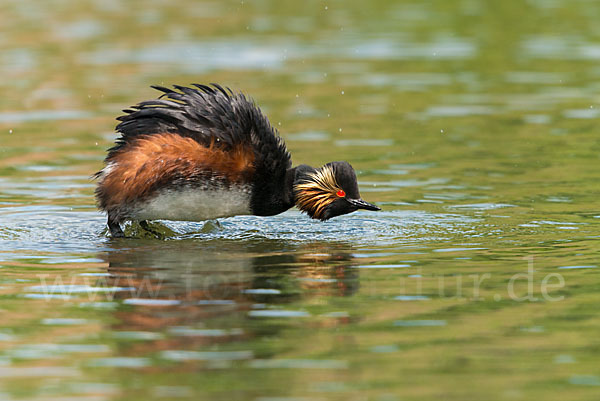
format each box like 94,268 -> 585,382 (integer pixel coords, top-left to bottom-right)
1,0 -> 599,400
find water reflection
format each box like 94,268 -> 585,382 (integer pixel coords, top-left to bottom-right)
98,239 -> 359,350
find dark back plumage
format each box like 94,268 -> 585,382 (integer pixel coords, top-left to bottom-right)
108,84 -> 291,178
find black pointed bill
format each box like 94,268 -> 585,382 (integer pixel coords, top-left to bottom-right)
347,198 -> 380,211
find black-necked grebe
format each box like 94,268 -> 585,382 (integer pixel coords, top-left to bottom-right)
95,84 -> 379,237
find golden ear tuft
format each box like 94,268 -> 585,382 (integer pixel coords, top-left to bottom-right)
294,165 -> 343,220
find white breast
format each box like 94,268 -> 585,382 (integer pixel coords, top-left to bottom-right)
132,186 -> 252,222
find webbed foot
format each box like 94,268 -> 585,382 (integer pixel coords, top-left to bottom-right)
140,220 -> 166,240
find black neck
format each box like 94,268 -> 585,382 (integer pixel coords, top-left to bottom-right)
249,164 -> 315,216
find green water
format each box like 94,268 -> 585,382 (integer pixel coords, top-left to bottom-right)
1,0 -> 600,400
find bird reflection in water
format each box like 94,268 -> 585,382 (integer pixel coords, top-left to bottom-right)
97,239 -> 359,350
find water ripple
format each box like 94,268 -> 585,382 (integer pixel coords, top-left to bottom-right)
0,207 -> 482,259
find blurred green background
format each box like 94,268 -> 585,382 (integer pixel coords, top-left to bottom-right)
0,1 -> 599,400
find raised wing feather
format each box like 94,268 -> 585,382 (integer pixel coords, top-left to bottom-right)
106,84 -> 292,179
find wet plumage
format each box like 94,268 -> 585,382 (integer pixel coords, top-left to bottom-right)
95,84 -> 379,237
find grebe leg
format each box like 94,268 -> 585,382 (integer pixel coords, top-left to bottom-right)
107,215 -> 124,238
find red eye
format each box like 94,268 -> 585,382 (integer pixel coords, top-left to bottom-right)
336,190 -> 346,197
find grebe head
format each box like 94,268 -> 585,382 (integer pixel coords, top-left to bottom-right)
294,161 -> 380,221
